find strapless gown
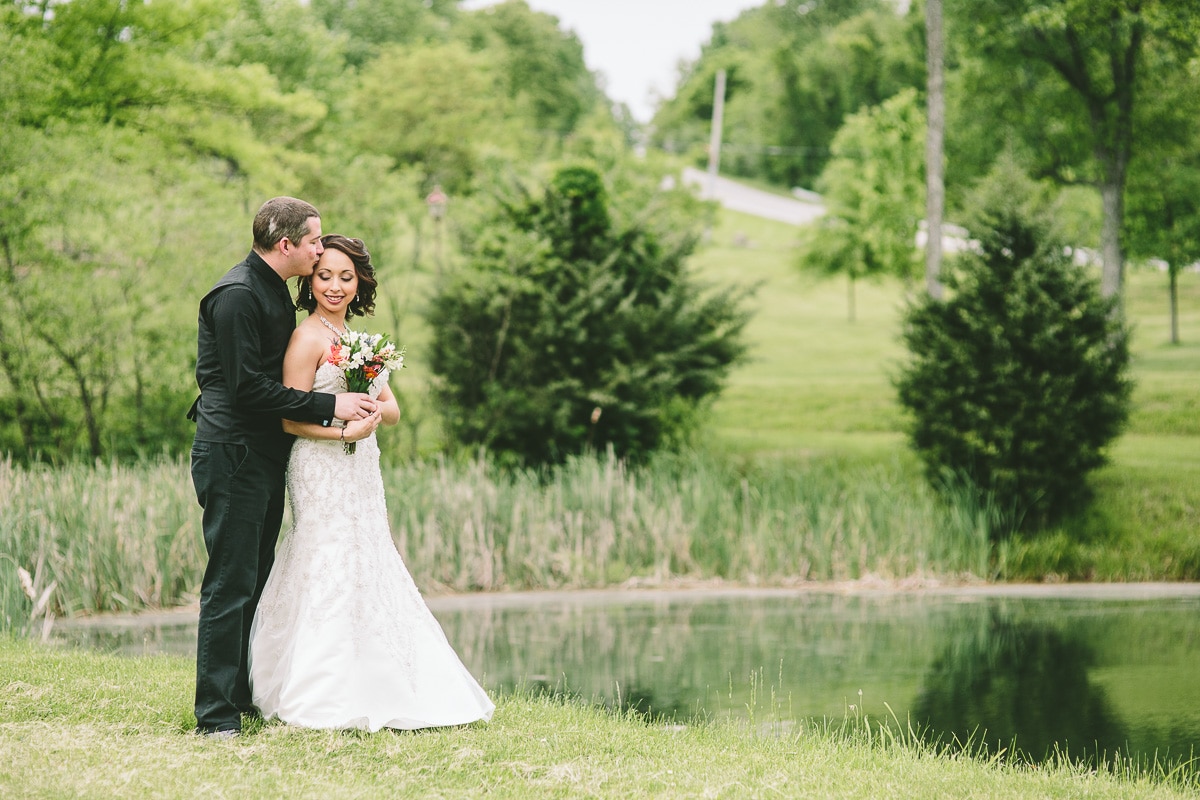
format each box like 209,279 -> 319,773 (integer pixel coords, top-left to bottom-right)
248,362 -> 494,731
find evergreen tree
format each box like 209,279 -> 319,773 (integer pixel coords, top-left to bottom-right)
895,170 -> 1132,532
426,164 -> 751,467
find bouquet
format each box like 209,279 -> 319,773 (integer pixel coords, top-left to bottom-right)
327,329 -> 405,454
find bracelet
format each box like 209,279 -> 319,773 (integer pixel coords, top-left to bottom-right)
340,426 -> 346,443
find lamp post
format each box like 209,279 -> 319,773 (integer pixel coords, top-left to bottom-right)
426,184 -> 447,274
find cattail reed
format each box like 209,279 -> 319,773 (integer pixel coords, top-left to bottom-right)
1,450 -> 993,628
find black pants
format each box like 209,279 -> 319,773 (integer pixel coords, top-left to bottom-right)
190,440 -> 285,733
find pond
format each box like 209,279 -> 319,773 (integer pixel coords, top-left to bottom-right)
50,584 -> 1200,773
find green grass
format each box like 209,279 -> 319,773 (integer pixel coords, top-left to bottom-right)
3,193 -> 1199,798
690,208 -> 1200,578
1,638 -> 1195,799
1,451 -> 996,625
692,209 -> 910,457
695,209 -> 1200,450
4,203 -> 1199,627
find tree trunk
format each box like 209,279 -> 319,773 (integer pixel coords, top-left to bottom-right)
707,69 -> 727,197
1170,264 -> 1180,344
0,239 -> 36,456
38,331 -> 104,459
61,348 -> 103,459
1099,179 -> 1125,299
0,322 -> 35,457
847,274 -> 857,324
924,0 -> 945,300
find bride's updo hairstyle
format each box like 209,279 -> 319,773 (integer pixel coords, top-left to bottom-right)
296,234 -> 378,318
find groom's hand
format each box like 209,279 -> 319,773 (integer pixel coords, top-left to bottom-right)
334,392 -> 376,421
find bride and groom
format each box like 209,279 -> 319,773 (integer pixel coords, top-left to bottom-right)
189,196 -> 493,737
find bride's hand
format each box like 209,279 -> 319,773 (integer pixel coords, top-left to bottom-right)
342,408 -> 382,442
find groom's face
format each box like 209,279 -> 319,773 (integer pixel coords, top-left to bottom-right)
285,217 -> 324,277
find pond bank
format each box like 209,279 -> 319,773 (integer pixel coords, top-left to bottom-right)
51,578 -> 1200,632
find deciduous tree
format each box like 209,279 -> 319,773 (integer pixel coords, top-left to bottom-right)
347,42 -> 510,193
459,0 -> 599,138
800,88 -> 925,320
950,0 -> 1200,299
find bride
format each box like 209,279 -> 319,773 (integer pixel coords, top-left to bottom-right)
248,234 -> 494,731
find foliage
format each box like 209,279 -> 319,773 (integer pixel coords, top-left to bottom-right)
426,163 -> 751,466
947,0 -> 1200,297
202,0 -> 352,98
799,88 -> 925,319
345,41 -> 508,194
895,168 -> 1133,533
0,0 -> 615,464
764,3 -> 925,188
0,0 -> 325,462
1122,50 -> 1200,345
650,0 -> 922,189
458,0 -> 599,138
310,0 -> 457,67
0,4 -> 244,459
1124,150 -> 1200,345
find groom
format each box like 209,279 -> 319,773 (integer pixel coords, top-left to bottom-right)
188,197 -> 376,737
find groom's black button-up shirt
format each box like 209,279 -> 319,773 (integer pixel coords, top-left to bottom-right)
191,250 -> 335,461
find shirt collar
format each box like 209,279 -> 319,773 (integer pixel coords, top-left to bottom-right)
246,250 -> 295,306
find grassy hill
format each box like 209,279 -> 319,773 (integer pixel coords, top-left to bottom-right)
694,207 -> 1199,453
690,206 -> 1200,577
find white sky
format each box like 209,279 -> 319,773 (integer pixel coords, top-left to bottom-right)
461,0 -> 764,122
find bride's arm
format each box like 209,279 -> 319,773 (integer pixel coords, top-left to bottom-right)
281,328 -> 379,442
375,382 -> 401,426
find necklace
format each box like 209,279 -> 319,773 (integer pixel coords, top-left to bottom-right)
316,314 -> 349,339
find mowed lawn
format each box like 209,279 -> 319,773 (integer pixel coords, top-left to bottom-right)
692,207 -> 1200,557
694,207 -> 1200,455
692,209 -> 908,457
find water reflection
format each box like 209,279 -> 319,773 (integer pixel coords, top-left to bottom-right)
49,587 -> 1200,773
912,611 -> 1127,764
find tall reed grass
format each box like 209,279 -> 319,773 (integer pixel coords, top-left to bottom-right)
0,456 -> 203,633
0,451 -> 994,631
392,450 -> 993,591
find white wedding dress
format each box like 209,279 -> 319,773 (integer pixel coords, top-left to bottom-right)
248,363 -> 494,731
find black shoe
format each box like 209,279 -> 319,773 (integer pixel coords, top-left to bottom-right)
198,727 -> 241,740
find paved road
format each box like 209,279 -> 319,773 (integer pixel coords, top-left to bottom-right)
681,166 -> 976,255
682,166 -> 825,226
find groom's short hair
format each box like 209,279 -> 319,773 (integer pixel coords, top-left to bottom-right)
252,197 -> 321,254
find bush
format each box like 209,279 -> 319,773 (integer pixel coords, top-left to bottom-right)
425,164 -> 751,467
894,195 -> 1132,534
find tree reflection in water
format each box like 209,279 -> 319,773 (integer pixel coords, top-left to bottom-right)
912,610 -> 1127,767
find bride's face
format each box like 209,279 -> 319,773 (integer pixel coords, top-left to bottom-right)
311,248 -> 359,318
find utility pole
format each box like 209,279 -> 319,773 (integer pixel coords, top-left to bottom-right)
707,69 -> 727,198
924,0 -> 945,299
